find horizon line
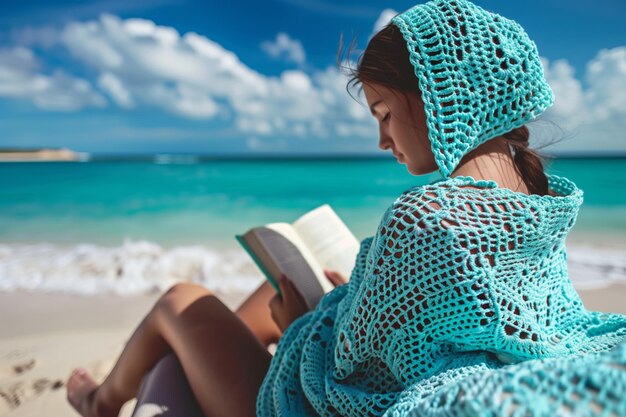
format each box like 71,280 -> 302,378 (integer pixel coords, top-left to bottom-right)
2,148 -> 626,160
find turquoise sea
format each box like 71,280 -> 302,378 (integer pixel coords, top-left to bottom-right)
0,157 -> 625,294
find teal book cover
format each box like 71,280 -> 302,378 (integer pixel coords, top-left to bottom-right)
235,234 -> 282,296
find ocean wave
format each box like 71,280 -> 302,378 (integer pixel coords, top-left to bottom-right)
566,246 -> 626,289
0,241 -> 624,296
0,240 -> 263,296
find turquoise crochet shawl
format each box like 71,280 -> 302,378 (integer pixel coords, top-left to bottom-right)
256,174 -> 626,416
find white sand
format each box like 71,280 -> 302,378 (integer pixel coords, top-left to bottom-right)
0,291 -> 246,417
0,286 -> 624,417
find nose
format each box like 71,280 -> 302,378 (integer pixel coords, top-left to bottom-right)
378,125 -> 392,151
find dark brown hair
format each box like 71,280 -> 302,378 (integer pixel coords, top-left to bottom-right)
339,24 -> 553,196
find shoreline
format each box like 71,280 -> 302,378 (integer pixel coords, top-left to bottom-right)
1,231 -> 624,250
1,238 -> 625,298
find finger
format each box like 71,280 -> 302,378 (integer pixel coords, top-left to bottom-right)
269,294 -> 282,310
286,279 -> 308,310
280,276 -> 308,309
324,269 -> 339,282
278,275 -> 298,304
324,269 -> 347,286
277,275 -> 290,299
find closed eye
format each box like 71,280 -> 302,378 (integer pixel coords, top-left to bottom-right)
382,113 -> 390,122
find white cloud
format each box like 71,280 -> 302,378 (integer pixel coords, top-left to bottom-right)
48,14 -> 372,138
98,72 -> 134,108
540,57 -> 588,129
61,19 -> 125,69
153,83 -> 220,119
584,47 -> 626,121
58,14 -> 269,115
539,46 -> 626,154
261,32 -> 306,65
372,9 -> 398,37
0,47 -> 106,111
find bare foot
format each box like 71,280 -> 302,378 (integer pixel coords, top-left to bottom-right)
66,368 -> 99,417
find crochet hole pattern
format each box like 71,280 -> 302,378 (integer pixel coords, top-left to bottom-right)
438,1 -> 536,128
257,174 -> 626,417
392,0 -> 555,177
335,175 -> 618,383
435,346 -> 626,417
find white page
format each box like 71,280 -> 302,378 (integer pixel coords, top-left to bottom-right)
292,204 -> 360,282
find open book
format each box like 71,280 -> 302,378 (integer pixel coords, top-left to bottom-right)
236,204 -> 360,311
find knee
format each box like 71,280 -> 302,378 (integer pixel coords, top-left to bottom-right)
155,283 -> 213,319
163,282 -> 211,298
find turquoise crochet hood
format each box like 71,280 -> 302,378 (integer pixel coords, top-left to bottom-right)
391,0 -> 555,178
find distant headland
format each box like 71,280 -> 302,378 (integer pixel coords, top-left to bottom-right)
0,148 -> 89,162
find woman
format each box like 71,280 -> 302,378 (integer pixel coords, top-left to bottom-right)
68,0 -> 626,416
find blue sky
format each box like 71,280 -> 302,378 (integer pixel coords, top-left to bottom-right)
0,0 -> 624,155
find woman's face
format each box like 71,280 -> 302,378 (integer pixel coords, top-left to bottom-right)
363,82 -> 437,176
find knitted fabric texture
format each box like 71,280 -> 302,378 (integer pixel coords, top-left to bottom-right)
256,174 -> 626,416
391,0 -> 554,178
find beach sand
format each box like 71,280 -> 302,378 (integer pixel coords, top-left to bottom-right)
1,286 -> 625,417
0,290 -> 246,417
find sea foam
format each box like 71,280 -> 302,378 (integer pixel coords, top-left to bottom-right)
566,246 -> 626,289
0,241 -> 624,295
0,240 -> 263,296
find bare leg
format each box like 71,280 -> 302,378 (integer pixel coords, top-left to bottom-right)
67,282 -> 276,417
129,280 -> 283,417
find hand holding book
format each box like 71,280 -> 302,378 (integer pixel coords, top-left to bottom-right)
269,269 -> 349,332
236,204 -> 360,311
268,274 -> 309,333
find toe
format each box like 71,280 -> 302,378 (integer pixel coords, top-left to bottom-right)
66,368 -> 98,414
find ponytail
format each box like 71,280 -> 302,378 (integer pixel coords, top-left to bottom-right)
501,126 -> 549,196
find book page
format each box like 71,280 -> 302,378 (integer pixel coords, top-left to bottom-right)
292,204 -> 360,281
254,223 -> 328,310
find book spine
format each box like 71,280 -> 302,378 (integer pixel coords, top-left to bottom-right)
235,234 -> 282,296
